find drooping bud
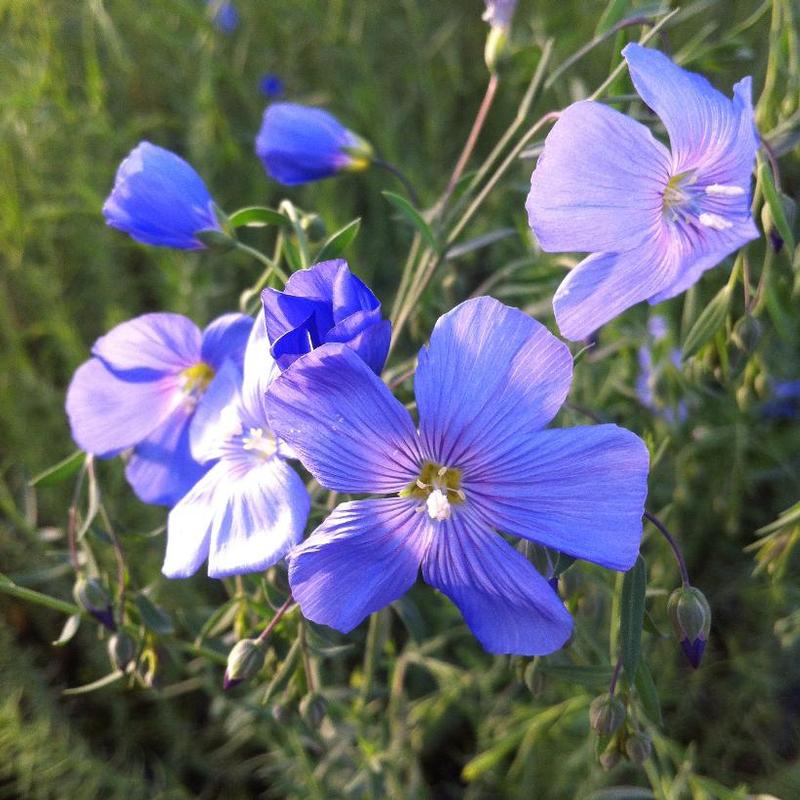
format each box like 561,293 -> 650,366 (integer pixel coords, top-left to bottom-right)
599,746 -> 620,771
625,731 -> 652,765
223,638 -> 266,690
73,577 -> 116,631
667,586 -> 711,669
108,631 -> 137,672
589,693 -> 626,736
299,693 -> 328,727
761,192 -> 796,254
731,315 -> 762,355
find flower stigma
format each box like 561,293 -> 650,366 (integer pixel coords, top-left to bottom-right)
401,461 -> 465,521
180,362 -> 215,399
242,427 -> 277,460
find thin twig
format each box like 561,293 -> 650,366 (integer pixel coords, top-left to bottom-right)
373,158 -> 420,207
257,595 -> 296,644
644,510 -> 690,587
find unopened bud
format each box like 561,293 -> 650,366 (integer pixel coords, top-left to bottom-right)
484,26 -> 508,72
589,693 -> 626,736
299,693 -> 327,727
625,732 -> 652,765
271,703 -> 291,723
73,577 -> 116,631
667,586 -> 711,669
599,747 -> 620,771
223,638 -> 266,690
731,315 -> 762,354
761,192 -> 796,254
107,631 -> 137,671
195,228 -> 237,252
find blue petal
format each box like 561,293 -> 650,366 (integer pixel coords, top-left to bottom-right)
553,241 -> 678,341
527,100 -> 670,254
288,498 -> 431,633
255,104 -> 356,185
189,359 -> 243,463
327,313 -> 391,375
421,506 -> 572,656
91,312 -> 201,377
623,45 -> 759,179
415,297 -> 573,470
466,425 -> 649,571
126,404 -> 209,507
201,313 -> 253,372
267,344 -> 421,494
66,357 -> 182,456
239,309 -> 281,427
102,142 -> 220,249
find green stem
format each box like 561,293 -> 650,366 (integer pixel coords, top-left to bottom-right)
235,241 -> 289,284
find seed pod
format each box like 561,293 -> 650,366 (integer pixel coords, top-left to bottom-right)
589,693 -> 626,736
223,638 -> 266,690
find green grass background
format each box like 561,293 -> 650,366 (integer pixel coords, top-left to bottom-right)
1,0 -> 799,797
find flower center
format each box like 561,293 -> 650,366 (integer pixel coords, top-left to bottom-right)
662,171 -> 742,232
242,426 -> 277,460
401,461 -> 465,522
180,362 -> 215,399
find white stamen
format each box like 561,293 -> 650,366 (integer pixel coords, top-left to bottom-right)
426,489 -> 452,522
705,184 -> 745,197
242,426 -> 277,459
699,212 -> 734,231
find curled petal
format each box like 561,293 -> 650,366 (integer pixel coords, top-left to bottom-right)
200,313 -> 254,372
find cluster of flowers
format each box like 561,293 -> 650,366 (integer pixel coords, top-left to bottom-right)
66,31 -> 758,660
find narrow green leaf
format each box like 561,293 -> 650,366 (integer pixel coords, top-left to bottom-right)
444,228 -> 515,260
759,161 -> 795,255
681,284 -> 732,360
634,658 -> 662,727
382,191 -> 438,252
52,613 -> 81,647
227,206 -> 289,229
586,789 -> 655,800
620,555 -> 647,681
536,663 -> 614,689
29,450 -> 85,488
62,669 -> 125,696
595,0 -> 629,34
315,217 -> 361,261
134,594 -> 174,635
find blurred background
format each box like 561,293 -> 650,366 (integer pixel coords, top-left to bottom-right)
1,0 -> 799,797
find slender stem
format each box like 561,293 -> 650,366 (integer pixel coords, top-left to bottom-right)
608,655 -> 623,697
235,241 -> 289,284
257,595 -> 295,644
644,511 -> 690,587
761,137 -> 782,191
67,457 -> 90,571
438,72 -> 500,213
360,609 -> 384,702
98,501 -> 127,626
299,621 -> 317,693
373,158 -> 420,207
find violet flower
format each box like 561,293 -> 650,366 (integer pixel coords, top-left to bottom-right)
262,259 -> 391,374
163,313 -> 309,578
267,297 -> 649,656
66,312 -> 252,506
526,44 -> 759,341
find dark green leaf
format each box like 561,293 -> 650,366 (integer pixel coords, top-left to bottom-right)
620,555 -> 647,681
595,0 -> 629,35
29,450 -> 85,488
315,217 -> 361,261
52,614 -> 81,647
227,206 -> 289,229
134,594 -> 174,635
382,191 -> 438,252
681,284 -> 732,360
759,161 -> 795,255
634,658 -> 662,727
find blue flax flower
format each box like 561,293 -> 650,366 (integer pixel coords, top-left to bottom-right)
255,103 -> 373,186
207,1 -> 238,33
262,259 -> 391,374
259,74 -> 285,99
266,297 -> 649,656
103,142 -> 222,250
163,313 -> 309,578
483,0 -> 517,30
66,312 -> 252,506
526,44 -> 759,341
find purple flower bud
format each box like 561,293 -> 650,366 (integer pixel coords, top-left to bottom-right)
625,731 -> 652,765
73,577 -> 116,631
255,103 -> 372,186
667,585 -> 711,669
262,259 -> 391,374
